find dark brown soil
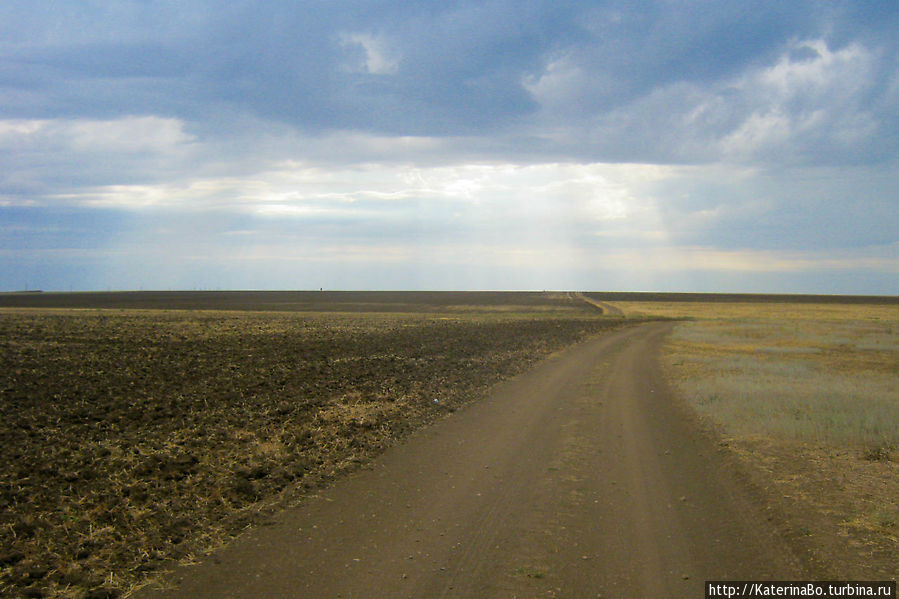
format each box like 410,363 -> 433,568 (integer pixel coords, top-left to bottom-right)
0,290 -> 590,312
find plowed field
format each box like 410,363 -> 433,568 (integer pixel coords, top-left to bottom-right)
1,292 -> 626,599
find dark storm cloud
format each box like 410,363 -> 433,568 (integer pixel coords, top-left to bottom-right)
5,1 -> 891,144
1,1 -> 895,166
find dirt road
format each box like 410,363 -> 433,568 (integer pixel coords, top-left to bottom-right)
576,292 -> 624,316
135,322 -> 807,599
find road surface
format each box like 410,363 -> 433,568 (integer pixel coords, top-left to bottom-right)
575,293 -> 624,316
134,322 -> 807,599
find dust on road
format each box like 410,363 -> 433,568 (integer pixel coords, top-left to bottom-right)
134,322 -> 807,599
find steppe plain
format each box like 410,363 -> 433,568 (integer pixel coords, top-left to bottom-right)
1,291 -> 896,598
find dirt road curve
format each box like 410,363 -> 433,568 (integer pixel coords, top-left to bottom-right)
135,322 -> 806,599
575,292 -> 624,316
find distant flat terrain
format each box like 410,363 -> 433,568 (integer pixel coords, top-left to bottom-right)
0,290 -> 592,312
583,291 -> 899,304
2,290 -> 895,312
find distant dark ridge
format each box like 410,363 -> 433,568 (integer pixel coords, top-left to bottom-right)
1,290 -> 896,311
583,292 -> 899,305
0,290 -> 574,312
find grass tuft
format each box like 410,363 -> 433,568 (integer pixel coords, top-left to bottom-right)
514,565 -> 546,579
862,445 -> 894,462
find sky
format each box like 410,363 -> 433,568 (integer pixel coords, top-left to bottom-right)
1,1 -> 897,294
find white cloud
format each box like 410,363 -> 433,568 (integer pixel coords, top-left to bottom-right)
0,116 -> 195,154
64,116 -> 196,153
718,110 -> 793,158
30,160 -> 674,229
523,55 -> 585,109
0,116 -> 199,203
718,39 -> 878,161
0,119 -> 47,140
529,37 -> 888,167
339,32 -> 400,75
757,40 -> 871,99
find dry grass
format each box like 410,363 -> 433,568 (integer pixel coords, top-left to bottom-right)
610,299 -> 899,578
664,316 -> 897,448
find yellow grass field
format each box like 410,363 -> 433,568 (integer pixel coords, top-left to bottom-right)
614,300 -> 899,578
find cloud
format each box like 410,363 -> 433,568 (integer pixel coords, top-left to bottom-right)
0,117 -> 197,203
718,39 -> 882,164
523,35 -> 895,167
3,2 -> 896,166
340,32 -> 400,75
0,1 -> 896,293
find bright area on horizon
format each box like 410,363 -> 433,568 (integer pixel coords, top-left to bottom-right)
1,2 -> 897,294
